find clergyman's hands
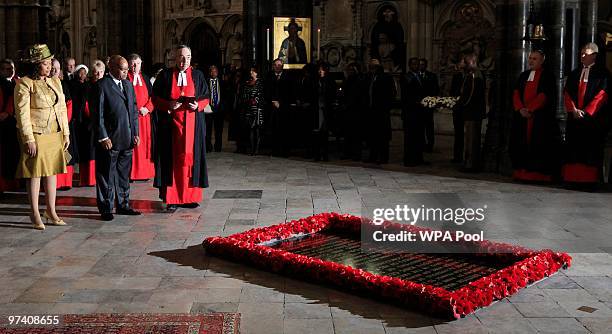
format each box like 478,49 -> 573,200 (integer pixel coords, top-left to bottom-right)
134,136 -> 140,146
168,101 -> 182,114
519,108 -> 532,118
573,109 -> 585,119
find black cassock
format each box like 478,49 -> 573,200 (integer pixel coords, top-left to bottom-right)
563,65 -> 610,183
509,69 -> 560,180
152,67 -> 210,193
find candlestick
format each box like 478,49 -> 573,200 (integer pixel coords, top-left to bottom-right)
317,28 -> 321,61
266,28 -> 270,61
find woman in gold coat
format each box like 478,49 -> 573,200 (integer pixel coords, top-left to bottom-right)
14,44 -> 69,230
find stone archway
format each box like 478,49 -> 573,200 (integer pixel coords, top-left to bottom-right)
185,20 -> 220,71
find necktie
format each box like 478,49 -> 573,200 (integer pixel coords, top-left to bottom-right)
117,81 -> 123,92
211,79 -> 218,107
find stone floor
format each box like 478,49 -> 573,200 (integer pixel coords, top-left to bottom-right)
1,152 -> 612,333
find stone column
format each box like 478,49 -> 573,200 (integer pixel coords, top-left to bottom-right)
482,0 -> 530,173
542,0 -> 569,134
243,0 -> 259,66
580,0 -> 597,43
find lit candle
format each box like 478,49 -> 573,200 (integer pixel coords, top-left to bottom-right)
317,28 -> 321,60
266,28 -> 270,61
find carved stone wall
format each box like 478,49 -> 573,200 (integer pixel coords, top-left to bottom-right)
433,0 -> 495,95
37,0 -> 242,71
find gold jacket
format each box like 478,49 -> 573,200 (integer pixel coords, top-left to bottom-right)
14,76 -> 69,144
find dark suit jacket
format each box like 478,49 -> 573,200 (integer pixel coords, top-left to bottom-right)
265,71 -> 293,112
93,76 -> 139,151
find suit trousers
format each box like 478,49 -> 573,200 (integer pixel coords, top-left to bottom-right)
403,110 -> 425,165
205,112 -> 224,152
452,111 -> 464,161
95,147 -> 133,214
463,120 -> 482,171
424,108 -> 435,151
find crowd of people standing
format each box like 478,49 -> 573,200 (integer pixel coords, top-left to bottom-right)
0,41 -> 610,229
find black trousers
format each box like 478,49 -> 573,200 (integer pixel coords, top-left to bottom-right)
205,112 -> 224,152
312,129 -> 329,160
403,111 -> 425,165
452,111 -> 464,162
464,120 -> 482,170
271,108 -> 290,156
368,137 -> 389,163
424,108 -> 435,151
95,147 -> 133,214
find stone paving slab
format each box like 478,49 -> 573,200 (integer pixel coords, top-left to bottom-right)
0,152 -> 611,333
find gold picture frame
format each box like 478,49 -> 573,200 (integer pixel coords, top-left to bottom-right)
273,17 -> 311,69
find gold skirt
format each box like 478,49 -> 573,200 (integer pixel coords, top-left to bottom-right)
16,119 -> 67,179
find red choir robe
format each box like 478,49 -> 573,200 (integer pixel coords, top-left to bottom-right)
510,68 -> 559,182
56,99 -> 74,189
562,64 -> 609,183
128,72 -> 156,180
0,79 -> 20,192
78,100 -> 96,186
152,67 -> 210,205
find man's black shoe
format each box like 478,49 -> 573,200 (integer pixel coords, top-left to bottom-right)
165,205 -> 178,213
101,213 -> 114,221
180,203 -> 200,209
117,208 -> 142,216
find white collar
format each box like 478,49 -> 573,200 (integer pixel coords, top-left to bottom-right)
109,73 -> 122,85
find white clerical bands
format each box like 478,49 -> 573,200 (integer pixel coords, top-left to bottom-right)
177,71 -> 187,86
527,70 -> 536,82
580,66 -> 592,83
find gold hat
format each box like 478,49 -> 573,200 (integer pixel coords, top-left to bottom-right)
19,44 -> 54,64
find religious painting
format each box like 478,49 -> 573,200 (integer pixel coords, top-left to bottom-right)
274,17 -> 311,69
370,4 -> 405,73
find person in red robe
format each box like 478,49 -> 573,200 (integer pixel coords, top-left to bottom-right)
510,50 -> 560,182
70,64 -> 96,186
563,43 -> 610,184
152,45 -> 210,212
127,54 -> 156,181
0,58 -> 20,195
51,58 -> 79,190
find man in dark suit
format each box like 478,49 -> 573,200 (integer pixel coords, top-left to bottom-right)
400,57 -> 427,166
206,65 -> 224,152
419,58 -> 440,152
364,59 -> 396,164
450,58 -> 466,163
265,58 -> 293,157
457,53 -> 486,172
93,55 -> 141,221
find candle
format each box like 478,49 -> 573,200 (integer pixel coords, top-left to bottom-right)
266,28 -> 270,61
317,28 -> 321,60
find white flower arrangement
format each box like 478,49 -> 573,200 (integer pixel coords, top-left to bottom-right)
420,96 -> 460,109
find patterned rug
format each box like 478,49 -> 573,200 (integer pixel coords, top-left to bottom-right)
0,313 -> 240,333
